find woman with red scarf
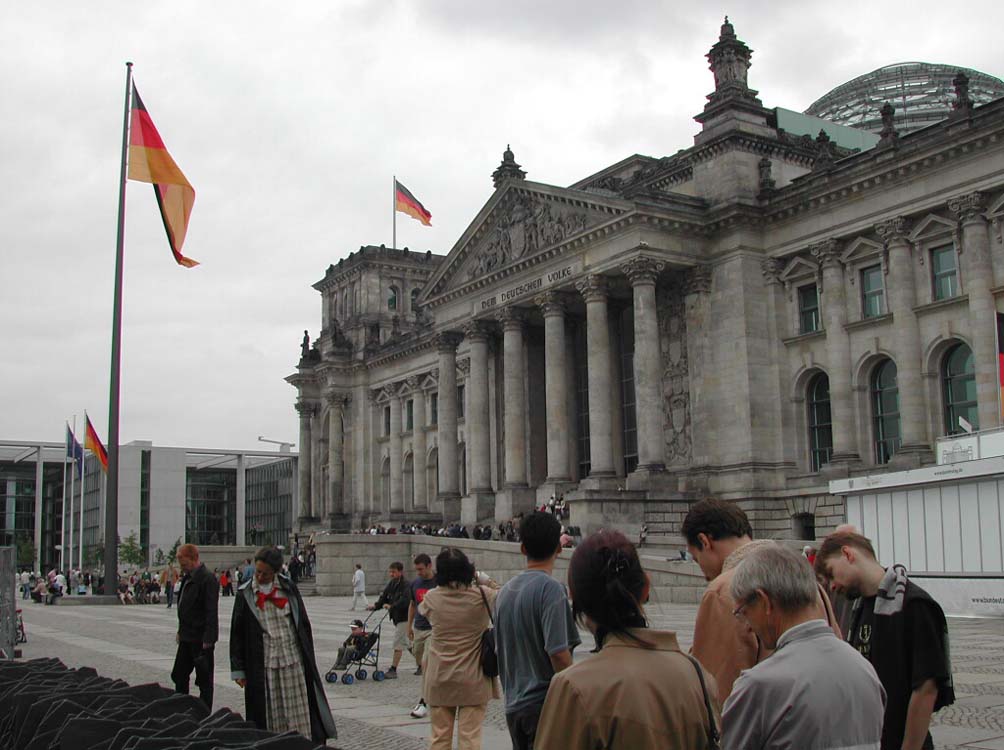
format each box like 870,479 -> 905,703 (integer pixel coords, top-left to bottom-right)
229,546 -> 336,743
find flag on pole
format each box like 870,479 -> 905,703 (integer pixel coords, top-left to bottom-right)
85,414 -> 109,473
394,180 -> 432,226
128,84 -> 198,267
997,312 -> 1004,421
66,424 -> 84,480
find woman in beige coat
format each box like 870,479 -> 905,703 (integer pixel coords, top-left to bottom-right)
418,547 -> 500,750
536,530 -> 721,750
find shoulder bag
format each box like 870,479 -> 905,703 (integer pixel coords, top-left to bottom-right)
477,585 -> 499,678
682,653 -> 721,750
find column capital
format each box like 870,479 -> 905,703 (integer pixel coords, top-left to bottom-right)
435,330 -> 463,353
760,257 -> 783,285
404,375 -> 421,392
810,238 -> 842,269
294,400 -> 316,418
324,388 -> 350,409
575,274 -> 608,302
948,191 -> 988,224
534,290 -> 567,316
620,256 -> 665,285
456,357 -> 471,375
462,320 -> 493,343
684,264 -> 712,296
875,216 -> 912,246
496,305 -> 528,330
367,389 -> 382,404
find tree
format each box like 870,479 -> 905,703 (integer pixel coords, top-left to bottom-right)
16,536 -> 35,569
118,531 -> 146,568
153,547 -> 166,566
166,537 -> 182,566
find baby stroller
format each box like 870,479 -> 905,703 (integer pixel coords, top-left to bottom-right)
324,609 -> 388,685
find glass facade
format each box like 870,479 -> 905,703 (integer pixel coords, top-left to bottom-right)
871,360 -> 901,464
861,265 -> 885,318
799,284 -> 820,334
808,373 -> 833,472
246,458 -> 295,547
943,343 -> 978,434
186,468 -> 237,546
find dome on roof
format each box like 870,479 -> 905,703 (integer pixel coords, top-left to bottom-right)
804,62 -> 1004,135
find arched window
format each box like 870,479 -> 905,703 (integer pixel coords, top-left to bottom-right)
871,360 -> 901,464
807,373 -> 833,472
410,288 -> 420,311
943,343 -> 977,435
388,285 -> 399,311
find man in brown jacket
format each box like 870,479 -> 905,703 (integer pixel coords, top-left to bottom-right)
683,499 -> 839,705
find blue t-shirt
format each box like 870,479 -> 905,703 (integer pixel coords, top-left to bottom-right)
410,576 -> 437,630
495,569 -> 581,713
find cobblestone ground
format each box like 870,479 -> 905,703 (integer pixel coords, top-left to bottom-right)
15,591 -> 1004,748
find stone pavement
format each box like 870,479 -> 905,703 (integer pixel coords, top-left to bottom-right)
14,592 -> 1004,749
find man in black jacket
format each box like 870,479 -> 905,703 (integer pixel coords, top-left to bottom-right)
171,543 -> 219,709
368,561 -> 411,678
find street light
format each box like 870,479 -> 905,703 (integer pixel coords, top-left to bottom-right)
257,436 -> 294,453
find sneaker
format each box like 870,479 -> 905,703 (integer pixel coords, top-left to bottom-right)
384,667 -> 398,679
410,702 -> 428,719
414,666 -> 422,676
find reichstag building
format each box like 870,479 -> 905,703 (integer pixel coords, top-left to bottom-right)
288,19 -> 1004,542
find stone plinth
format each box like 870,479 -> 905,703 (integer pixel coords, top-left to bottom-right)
461,491 -> 497,526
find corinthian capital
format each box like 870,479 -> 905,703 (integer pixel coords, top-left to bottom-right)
324,388 -> 349,408
534,290 -> 567,316
809,239 -> 842,269
462,320 -> 492,343
496,305 -> 527,330
435,331 -> 463,353
684,264 -> 712,296
948,192 -> 987,223
575,274 -> 608,302
295,400 -> 316,418
875,217 -> 911,245
620,257 -> 665,286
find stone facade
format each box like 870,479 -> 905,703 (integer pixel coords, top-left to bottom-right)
288,19 -> 1004,544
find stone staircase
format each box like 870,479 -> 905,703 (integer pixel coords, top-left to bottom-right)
297,575 -> 317,597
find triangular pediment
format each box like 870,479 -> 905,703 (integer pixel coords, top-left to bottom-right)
841,236 -> 884,265
989,193 -> 1004,218
910,213 -> 956,241
421,180 -> 632,303
779,256 -> 818,283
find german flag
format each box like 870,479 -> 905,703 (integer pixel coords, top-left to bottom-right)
128,84 -> 198,267
395,179 -> 432,226
85,414 -> 109,473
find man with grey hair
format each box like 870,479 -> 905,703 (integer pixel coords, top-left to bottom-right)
721,544 -> 885,750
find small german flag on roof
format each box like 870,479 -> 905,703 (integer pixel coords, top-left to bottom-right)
395,179 -> 432,226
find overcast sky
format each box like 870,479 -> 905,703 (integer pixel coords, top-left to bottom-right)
2,1 -> 1002,452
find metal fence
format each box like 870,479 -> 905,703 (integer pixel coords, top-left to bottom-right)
0,547 -> 15,659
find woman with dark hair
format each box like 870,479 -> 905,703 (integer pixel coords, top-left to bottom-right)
535,530 -> 721,750
229,546 -> 336,744
418,547 -> 500,750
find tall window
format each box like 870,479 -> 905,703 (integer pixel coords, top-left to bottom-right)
618,307 -> 638,474
574,322 -> 591,478
457,385 -> 465,420
931,245 -> 958,301
861,265 -> 885,318
388,285 -> 399,311
871,360 -> 901,464
430,392 -> 439,426
140,449 -> 151,560
383,405 -> 391,437
808,373 -> 833,472
410,288 -> 420,310
943,343 -> 978,434
406,399 -> 414,431
798,284 -> 820,334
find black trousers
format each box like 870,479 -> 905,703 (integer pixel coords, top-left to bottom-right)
505,701 -> 544,750
171,641 -> 214,710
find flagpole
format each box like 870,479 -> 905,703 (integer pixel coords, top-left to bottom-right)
60,424 -> 69,572
68,415 -> 77,574
104,61 -> 133,595
392,175 -> 397,250
78,416 -> 87,572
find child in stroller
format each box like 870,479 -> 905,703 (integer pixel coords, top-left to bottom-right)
325,611 -> 388,684
334,620 -> 372,669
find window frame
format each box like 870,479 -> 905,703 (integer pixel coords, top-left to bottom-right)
930,244 -> 959,302
942,342 -> 978,435
870,359 -> 901,464
807,373 -> 833,472
860,264 -> 886,319
798,283 -> 821,335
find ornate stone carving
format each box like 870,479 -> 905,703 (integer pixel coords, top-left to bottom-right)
812,130 -> 835,172
948,192 -> 987,223
761,257 -> 783,285
657,279 -> 691,465
757,156 -> 776,193
878,103 -> 899,149
496,305 -> 527,330
575,274 -> 608,303
465,192 -> 588,280
300,330 -> 310,359
683,265 -> 712,296
491,144 -> 526,188
404,375 -> 420,392
434,331 -> 463,353
952,70 -> 973,115
534,290 -> 567,316
324,389 -> 349,409
706,16 -> 753,95
875,217 -> 912,245
810,239 -> 842,268
455,357 -> 471,375
621,257 -> 665,285
463,320 -> 492,342
295,400 -> 316,419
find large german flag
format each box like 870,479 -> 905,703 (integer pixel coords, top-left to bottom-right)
128,84 -> 198,267
84,414 -> 109,473
395,179 -> 432,226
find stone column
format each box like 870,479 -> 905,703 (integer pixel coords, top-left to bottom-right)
575,275 -> 616,477
762,258 -> 795,465
436,332 -> 463,519
950,192 -> 999,430
465,322 -> 493,492
389,392 -> 403,512
411,383 -> 428,510
325,389 -> 347,520
622,257 -> 667,472
876,218 -> 928,456
683,265 -> 712,478
497,307 -> 529,486
295,400 -> 315,521
811,240 -> 858,463
535,291 -> 572,482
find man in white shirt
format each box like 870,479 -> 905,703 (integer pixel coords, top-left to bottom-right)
351,564 -> 368,610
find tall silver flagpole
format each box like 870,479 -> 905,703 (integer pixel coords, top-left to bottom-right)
60,424 -> 69,572
393,175 -> 397,249
78,415 -> 87,572
67,416 -> 77,573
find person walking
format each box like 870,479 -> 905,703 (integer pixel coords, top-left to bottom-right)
407,553 -> 437,719
351,564 -> 368,610
536,530 -> 720,750
171,544 -> 219,710
815,530 -> 955,750
495,511 -> 580,749
722,544 -> 885,749
419,547 -> 500,750
230,546 -> 337,744
367,562 -> 412,679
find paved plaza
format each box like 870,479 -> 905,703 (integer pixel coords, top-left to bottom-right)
14,592 -> 1004,749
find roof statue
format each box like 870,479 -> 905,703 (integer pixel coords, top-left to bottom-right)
492,144 -> 527,189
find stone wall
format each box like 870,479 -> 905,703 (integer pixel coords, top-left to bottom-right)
315,534 -> 707,604
196,546 -> 258,573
